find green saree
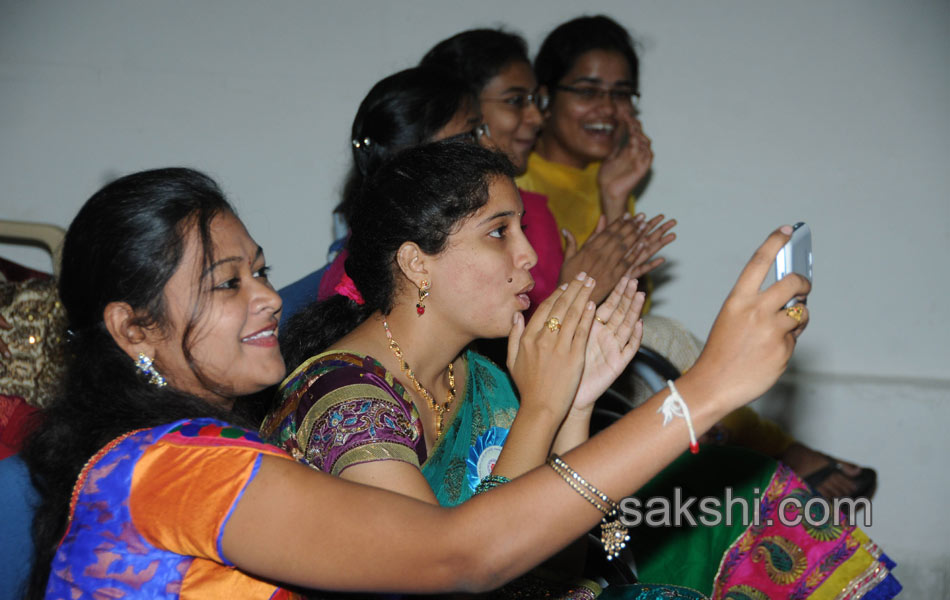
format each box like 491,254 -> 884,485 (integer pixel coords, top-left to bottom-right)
421,351 -> 518,506
423,352 -> 707,600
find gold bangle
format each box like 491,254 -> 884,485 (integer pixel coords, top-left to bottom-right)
547,454 -> 630,561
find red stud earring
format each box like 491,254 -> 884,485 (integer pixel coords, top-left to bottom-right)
416,280 -> 430,316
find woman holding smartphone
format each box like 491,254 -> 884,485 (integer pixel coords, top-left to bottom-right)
267,140 -> 897,598
22,163 -> 826,598
418,26 -> 898,599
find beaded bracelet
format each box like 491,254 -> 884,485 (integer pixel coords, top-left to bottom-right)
474,474 -> 511,495
547,454 -> 630,560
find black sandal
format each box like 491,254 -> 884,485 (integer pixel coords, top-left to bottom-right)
804,461 -> 877,518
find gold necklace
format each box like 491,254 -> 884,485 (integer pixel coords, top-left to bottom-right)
382,319 -> 455,438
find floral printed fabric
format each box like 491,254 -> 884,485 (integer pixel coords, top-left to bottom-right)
711,464 -> 901,600
261,351 -> 426,476
420,351 -> 518,507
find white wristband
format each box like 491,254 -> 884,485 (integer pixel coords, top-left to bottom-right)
658,379 -> 699,454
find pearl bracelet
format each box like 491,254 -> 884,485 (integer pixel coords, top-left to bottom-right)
547,454 -> 630,561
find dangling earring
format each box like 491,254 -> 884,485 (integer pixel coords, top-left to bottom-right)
136,352 -> 167,388
416,279 -> 430,316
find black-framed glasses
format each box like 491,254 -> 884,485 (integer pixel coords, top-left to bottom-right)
555,84 -> 639,107
441,123 -> 491,145
481,90 -> 545,111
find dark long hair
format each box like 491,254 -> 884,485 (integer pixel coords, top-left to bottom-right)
420,28 -> 531,94
21,167 -> 246,598
335,66 -> 475,227
282,142 -> 515,370
534,15 -> 640,98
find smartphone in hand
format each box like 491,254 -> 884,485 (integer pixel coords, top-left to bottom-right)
762,222 -> 812,307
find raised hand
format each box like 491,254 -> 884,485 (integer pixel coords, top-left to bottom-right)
506,272 -> 597,421
560,214 -> 641,304
559,212 -> 677,304
597,110 -> 653,223
622,213 -> 677,280
572,275 -> 645,412
685,226 -> 811,410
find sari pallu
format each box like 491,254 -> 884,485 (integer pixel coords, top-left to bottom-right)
622,447 -> 900,599
421,353 -> 702,600
420,351 -> 518,505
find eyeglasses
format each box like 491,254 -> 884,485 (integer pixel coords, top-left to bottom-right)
441,122 -> 491,145
481,90 -> 546,111
555,84 -> 639,107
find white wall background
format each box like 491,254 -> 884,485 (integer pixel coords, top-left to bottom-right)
2,0 -> 947,595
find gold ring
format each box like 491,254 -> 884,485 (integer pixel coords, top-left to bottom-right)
785,304 -> 804,323
545,317 -> 562,333
595,316 -> 607,325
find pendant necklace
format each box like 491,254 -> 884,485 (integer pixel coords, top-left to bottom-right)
382,319 -> 455,438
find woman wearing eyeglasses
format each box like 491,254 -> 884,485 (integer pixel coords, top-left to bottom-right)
521,11 -> 879,500
422,29 -> 673,317
516,15 -> 656,250
513,15 -> 894,598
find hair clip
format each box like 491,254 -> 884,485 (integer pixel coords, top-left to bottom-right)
334,271 -> 365,305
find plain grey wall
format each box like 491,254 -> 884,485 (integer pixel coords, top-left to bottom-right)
2,0 -> 948,593
3,0 -> 947,380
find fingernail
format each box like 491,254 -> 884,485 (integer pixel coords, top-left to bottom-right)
623,212 -> 632,220
575,271 -> 587,281
560,283 -> 569,290
635,213 -> 645,221
561,228 -> 569,236
780,225 -> 793,234
587,301 -> 595,310
585,277 -> 594,287
513,313 -> 519,325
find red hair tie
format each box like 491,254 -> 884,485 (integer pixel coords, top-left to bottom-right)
334,271 -> 365,305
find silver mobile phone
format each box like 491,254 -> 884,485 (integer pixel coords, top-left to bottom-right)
761,222 -> 812,307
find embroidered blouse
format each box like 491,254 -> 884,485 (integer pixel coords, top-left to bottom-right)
260,350 -> 520,506
46,418 -> 301,599
261,352 -> 426,476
